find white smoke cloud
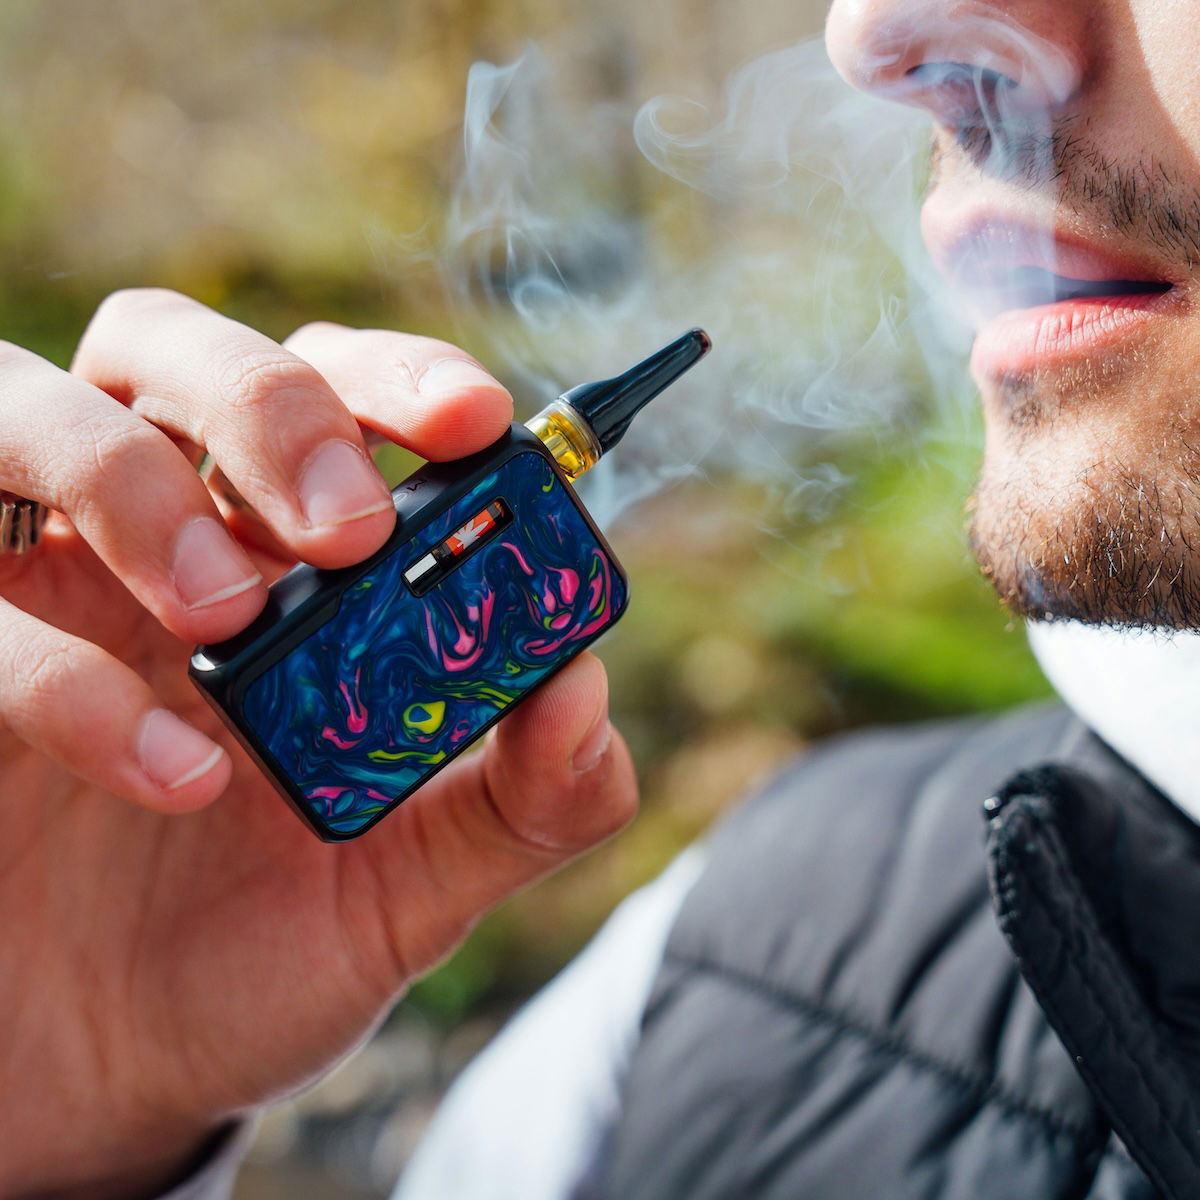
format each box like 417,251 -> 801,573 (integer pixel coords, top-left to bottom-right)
435,35 -> 972,527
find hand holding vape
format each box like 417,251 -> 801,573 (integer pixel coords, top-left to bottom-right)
190,330 -> 711,840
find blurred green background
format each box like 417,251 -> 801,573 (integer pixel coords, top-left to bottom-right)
0,1 -> 1050,1194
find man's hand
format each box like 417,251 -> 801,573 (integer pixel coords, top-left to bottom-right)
0,290 -> 637,1200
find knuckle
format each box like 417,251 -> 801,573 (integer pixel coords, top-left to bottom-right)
364,333 -> 475,382
90,416 -> 161,475
93,287 -> 184,327
78,289 -> 190,367
63,417 -> 168,517
15,635 -> 95,718
217,350 -> 328,415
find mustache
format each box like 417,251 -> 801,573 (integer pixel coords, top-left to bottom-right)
929,114 -> 1200,264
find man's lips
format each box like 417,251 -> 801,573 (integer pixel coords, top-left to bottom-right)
928,216 -> 1178,319
921,210 -> 1185,376
966,264 -> 1172,323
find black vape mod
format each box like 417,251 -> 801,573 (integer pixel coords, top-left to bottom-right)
190,330 -> 711,840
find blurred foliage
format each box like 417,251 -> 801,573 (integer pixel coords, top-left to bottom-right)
0,0 -> 1050,1031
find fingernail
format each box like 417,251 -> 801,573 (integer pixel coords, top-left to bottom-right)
418,358 -> 509,397
299,440 -> 393,528
573,715 -> 613,774
138,709 -> 226,791
172,517 -> 262,610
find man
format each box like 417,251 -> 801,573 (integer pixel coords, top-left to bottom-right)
5,2 -> 1198,1200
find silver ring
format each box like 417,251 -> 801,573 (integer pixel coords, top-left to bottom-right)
199,457 -> 256,520
0,492 -> 48,555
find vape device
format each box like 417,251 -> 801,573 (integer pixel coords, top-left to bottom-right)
190,330 -> 711,840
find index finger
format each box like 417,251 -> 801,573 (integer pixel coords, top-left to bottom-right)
72,289 -> 396,571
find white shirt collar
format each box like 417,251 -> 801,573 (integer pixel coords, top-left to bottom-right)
1026,619 -> 1200,823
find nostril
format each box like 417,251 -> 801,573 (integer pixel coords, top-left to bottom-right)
905,62 -> 1018,125
907,62 -> 1016,90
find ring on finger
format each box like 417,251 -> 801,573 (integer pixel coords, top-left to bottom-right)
198,455 -> 258,521
0,491 -> 48,555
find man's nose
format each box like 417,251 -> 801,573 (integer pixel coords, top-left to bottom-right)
825,0 -> 1086,124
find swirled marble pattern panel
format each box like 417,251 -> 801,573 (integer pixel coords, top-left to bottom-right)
242,451 -> 625,836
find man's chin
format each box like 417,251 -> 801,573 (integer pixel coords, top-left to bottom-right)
969,481 -> 1200,633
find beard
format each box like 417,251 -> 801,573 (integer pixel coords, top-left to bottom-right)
968,338 -> 1200,630
970,448 -> 1200,631
936,116 -> 1200,629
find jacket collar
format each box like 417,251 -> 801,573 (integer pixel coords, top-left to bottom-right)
986,692 -> 1200,1197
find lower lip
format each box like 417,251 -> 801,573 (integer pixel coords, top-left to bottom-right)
969,291 -> 1181,380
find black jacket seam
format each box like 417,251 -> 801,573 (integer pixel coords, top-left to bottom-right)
662,947 -> 1102,1148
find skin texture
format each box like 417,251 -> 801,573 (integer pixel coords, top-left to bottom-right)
0,292 -> 636,1199
827,0 -> 1200,629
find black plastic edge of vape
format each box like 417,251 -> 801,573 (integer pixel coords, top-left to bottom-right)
188,424 -> 631,842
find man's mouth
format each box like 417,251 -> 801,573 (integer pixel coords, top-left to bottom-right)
920,209 -> 1186,378
972,264 -> 1174,320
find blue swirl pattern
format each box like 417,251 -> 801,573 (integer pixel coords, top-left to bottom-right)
242,451 -> 626,836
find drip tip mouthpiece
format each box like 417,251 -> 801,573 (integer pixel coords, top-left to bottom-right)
561,328 -> 712,455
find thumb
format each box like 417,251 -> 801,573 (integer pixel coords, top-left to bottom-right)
349,651 -> 638,982
485,650 -> 634,854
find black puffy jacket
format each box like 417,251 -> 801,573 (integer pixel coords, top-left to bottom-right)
600,704 -> 1200,1199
